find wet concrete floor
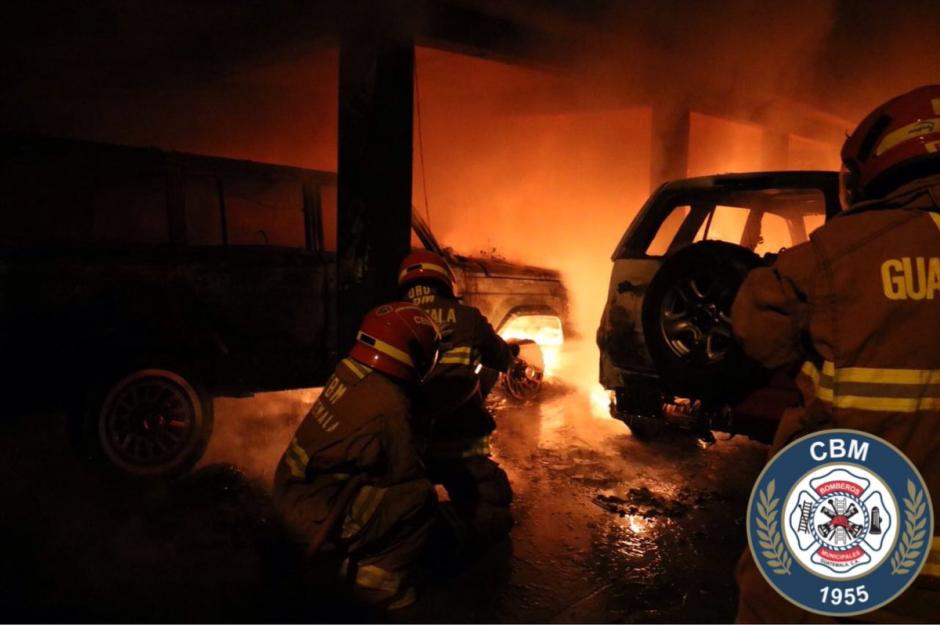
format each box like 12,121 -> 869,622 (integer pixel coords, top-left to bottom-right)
411,384 -> 768,622
202,381 -> 769,622
0,381 -> 767,622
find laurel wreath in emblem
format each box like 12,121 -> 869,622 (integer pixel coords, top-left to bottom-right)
890,479 -> 927,576
755,479 -> 793,575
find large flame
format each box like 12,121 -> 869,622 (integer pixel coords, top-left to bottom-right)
498,314 -> 563,376
411,47 -> 841,420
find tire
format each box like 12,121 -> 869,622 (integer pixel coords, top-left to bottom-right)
502,340 -> 544,401
641,241 -> 767,401
78,367 -> 213,477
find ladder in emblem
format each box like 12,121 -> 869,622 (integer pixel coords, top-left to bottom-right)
798,501 -> 813,533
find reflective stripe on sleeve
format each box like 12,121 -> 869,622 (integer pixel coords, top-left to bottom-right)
341,484 -> 386,539
342,358 -> 370,380
284,437 -> 310,478
804,360 -> 940,412
355,563 -> 405,594
438,346 -> 482,367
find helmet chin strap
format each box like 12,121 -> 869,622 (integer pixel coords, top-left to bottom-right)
840,163 -> 864,210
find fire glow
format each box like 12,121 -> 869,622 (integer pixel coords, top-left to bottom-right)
411,48 -> 841,422
498,314 -> 563,376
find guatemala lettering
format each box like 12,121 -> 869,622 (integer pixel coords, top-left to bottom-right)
426,307 -> 457,324
881,257 -> 940,300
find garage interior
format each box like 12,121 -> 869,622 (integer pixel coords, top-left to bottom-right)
0,1 -> 937,622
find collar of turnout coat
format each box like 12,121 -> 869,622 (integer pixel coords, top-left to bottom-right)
844,173 -> 940,216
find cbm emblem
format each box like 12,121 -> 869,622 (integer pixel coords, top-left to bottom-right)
747,430 -> 932,616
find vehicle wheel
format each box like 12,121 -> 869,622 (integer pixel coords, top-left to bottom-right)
81,368 -> 213,477
503,340 -> 544,401
641,241 -> 767,401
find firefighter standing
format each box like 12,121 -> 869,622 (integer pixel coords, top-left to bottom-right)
273,302 -> 440,611
732,86 -> 940,622
398,250 -> 519,547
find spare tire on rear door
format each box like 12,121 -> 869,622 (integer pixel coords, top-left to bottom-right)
641,241 -> 767,402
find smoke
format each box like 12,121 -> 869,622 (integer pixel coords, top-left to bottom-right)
811,0 -> 940,121
407,0 -> 843,405
5,0 -> 938,440
200,389 -> 321,482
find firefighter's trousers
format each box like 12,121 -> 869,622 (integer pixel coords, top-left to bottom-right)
427,454 -> 514,546
339,478 -> 436,609
289,477 -> 436,610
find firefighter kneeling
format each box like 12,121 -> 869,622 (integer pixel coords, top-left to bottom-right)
274,302 -> 440,611
399,250 -> 519,549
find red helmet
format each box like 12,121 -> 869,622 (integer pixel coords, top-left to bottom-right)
349,302 -> 441,382
397,250 -> 459,298
841,85 -> 940,206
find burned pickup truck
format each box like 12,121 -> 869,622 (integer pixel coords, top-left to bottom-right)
597,171 -> 840,442
0,135 -> 568,476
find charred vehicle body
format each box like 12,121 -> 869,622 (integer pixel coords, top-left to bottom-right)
0,135 -> 568,476
597,171 -> 840,442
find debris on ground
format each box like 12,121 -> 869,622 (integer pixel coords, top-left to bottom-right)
592,486 -> 728,519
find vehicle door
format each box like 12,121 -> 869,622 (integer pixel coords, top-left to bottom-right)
176,170 -> 334,392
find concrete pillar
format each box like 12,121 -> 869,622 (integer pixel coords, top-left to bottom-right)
761,130 -> 789,170
650,102 -> 690,191
336,14 -> 414,358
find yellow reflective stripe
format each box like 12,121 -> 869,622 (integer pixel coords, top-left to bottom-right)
283,451 -> 306,479
833,395 -> 940,412
439,346 -> 481,366
341,485 -> 386,538
440,356 -> 472,365
355,563 -> 404,594
399,262 -> 450,281
290,438 -> 310,467
931,213 -> 940,233
283,437 -> 311,478
801,361 -> 821,387
836,366 -> 940,385
875,118 -> 940,156
342,358 -> 369,379
810,361 -> 940,412
357,332 -> 414,367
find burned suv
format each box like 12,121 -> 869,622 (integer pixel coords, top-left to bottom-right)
0,135 -> 568,476
597,171 -> 840,442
